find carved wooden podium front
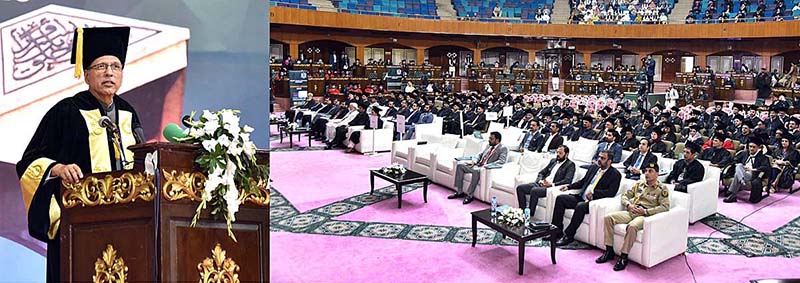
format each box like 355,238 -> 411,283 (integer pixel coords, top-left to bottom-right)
59,142 -> 269,282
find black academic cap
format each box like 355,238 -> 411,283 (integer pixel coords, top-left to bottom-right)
790,116 -> 800,124
692,109 -> 702,115
652,127 -> 663,136
643,115 -> 654,123
654,103 -> 665,110
690,124 -> 702,131
714,101 -> 724,106
748,135 -> 765,146
70,27 -> 131,78
552,96 -> 561,101
733,114 -> 744,122
371,106 -> 382,114
713,132 -> 728,141
733,104 -> 743,110
602,106 -> 613,113
525,109 -> 534,115
686,117 -> 699,124
742,120 -> 754,128
581,115 -> 593,122
578,105 -> 587,110
622,125 -> 634,133
670,106 -> 680,112
604,117 -> 616,125
599,111 -> 609,118
685,141 -> 702,153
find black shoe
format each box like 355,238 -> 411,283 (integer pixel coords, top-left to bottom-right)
596,248 -> 615,264
723,190 -> 732,197
543,232 -> 562,242
447,193 -> 465,199
613,257 -> 629,271
555,236 -> 574,246
723,195 -> 738,203
462,196 -> 474,205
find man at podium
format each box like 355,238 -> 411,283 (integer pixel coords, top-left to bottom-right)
15,27 -> 142,282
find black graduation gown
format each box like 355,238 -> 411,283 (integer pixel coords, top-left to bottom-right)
16,91 -> 141,282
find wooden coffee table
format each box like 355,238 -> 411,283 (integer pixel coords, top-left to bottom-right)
280,127 -> 312,148
369,168 -> 428,208
471,208 -> 559,275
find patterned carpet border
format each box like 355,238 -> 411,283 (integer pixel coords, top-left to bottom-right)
269,185 -> 799,257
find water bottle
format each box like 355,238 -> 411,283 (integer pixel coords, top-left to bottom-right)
491,197 -> 497,217
524,208 -> 531,224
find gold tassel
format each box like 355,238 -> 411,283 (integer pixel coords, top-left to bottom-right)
112,140 -> 120,161
73,28 -> 84,78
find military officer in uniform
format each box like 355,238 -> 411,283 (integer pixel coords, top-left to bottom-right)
596,162 -> 670,271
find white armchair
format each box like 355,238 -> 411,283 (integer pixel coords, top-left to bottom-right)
390,139 -> 418,167
486,152 -> 552,214
569,138 -> 600,167
549,167 -> 623,247
409,134 -> 460,179
348,122 -> 395,153
601,190 -> 690,268
432,136 -> 484,189
412,116 -> 443,139
470,151 -> 520,202
660,159 -> 720,224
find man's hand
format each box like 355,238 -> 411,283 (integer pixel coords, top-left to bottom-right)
466,160 -> 475,166
51,163 -> 83,184
559,185 -> 569,191
541,180 -> 552,187
630,167 -> 640,174
585,191 -> 593,200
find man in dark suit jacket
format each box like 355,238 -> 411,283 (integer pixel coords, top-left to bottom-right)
590,130 -> 623,164
623,139 -> 658,180
384,101 -> 398,118
516,146 -> 576,218
328,103 -> 369,149
665,141 -> 705,192
464,105 -> 487,134
517,121 -> 545,152
539,122 -> 564,153
551,150 -> 622,246
724,137 -> 770,203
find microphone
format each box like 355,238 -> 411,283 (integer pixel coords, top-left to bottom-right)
98,116 -> 117,132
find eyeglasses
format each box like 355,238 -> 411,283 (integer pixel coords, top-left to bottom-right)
88,63 -> 123,72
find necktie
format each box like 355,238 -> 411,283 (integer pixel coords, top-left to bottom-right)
633,154 -> 644,169
582,169 -> 605,201
605,143 -> 611,150
480,146 -> 495,166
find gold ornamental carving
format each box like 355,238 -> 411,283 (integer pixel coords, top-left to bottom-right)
198,243 -> 240,283
93,244 -> 128,283
161,170 -> 206,202
162,169 -> 270,206
62,172 -> 155,208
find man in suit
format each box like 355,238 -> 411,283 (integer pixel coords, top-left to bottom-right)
300,98 -> 333,127
539,122 -> 564,153
724,137 -> 770,203
622,139 -> 658,180
516,145 -> 576,218
571,115 -> 598,141
551,150 -> 622,246
327,102 -> 369,149
698,134 -> 733,169
312,101 -> 351,139
309,99 -> 342,139
449,132 -> 508,204
620,126 -> 639,151
384,100 -> 398,118
665,141 -> 705,192
517,120 -> 544,152
591,130 -> 623,164
285,93 -> 317,122
515,109 -> 534,129
646,55 -> 656,93
464,105 -> 487,134
404,104 -> 435,140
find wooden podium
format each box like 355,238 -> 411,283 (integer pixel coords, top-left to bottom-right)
59,142 -> 270,282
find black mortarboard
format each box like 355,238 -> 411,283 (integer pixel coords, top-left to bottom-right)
742,120 -> 754,128
604,118 -> 615,125
733,114 -> 744,122
578,105 -> 587,110
670,106 -> 680,113
654,103 -> 665,110
690,124 -> 702,131
713,132 -> 728,141
643,115 -> 654,123
733,104 -> 743,110
622,125 -> 634,133
71,27 -> 131,78
599,111 -> 609,118
371,106 -> 382,114
525,109 -> 534,115
749,135 -> 765,146
652,127 -> 663,136
581,115 -> 593,123
685,141 -> 702,153
686,117 -> 699,124
714,101 -> 724,106
790,117 -> 800,125
692,109 -> 702,115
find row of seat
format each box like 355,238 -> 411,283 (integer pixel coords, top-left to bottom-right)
389,122 -> 722,268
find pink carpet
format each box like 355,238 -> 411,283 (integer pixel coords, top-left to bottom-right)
270,149 -> 800,282
270,232 -> 800,282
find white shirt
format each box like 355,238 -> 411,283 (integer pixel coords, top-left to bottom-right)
542,133 -> 556,152
546,159 -> 566,183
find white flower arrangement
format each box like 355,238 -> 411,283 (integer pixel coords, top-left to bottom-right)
178,109 -> 268,241
381,163 -> 407,175
497,207 -> 526,227
287,122 -> 299,130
